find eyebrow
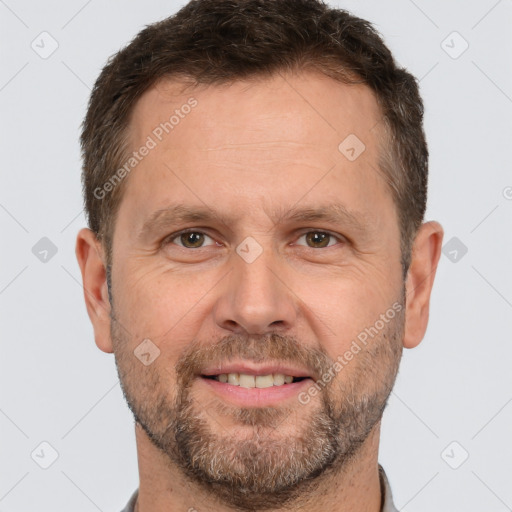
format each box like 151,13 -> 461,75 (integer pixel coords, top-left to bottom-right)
137,202 -> 373,241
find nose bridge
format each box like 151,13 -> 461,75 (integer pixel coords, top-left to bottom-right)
214,234 -> 296,334
236,237 -> 279,302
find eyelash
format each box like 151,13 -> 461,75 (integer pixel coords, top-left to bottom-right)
163,228 -> 345,249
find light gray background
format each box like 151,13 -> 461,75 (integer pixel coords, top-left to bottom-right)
1,1 -> 511,511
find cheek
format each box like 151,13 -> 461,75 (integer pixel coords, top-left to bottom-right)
114,262 -> 219,343
308,270 -> 401,359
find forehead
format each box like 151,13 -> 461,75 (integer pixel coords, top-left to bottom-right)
117,70 -> 393,239
129,71 -> 383,154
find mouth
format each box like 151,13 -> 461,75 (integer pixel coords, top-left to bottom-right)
198,363 -> 315,407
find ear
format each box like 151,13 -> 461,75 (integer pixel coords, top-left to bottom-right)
403,221 -> 444,349
75,228 -> 114,353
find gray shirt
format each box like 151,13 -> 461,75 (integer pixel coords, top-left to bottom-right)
120,464 -> 398,511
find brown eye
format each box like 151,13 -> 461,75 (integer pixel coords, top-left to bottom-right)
180,232 -> 204,248
296,231 -> 341,249
168,231 -> 216,249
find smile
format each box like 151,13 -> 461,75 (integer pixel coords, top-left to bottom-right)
199,363 -> 315,407
203,373 -> 308,388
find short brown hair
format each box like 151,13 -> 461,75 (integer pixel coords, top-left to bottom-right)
80,0 -> 428,276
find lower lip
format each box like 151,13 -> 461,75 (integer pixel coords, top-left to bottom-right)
199,377 -> 313,407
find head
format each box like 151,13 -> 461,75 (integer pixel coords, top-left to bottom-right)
76,0 -> 443,509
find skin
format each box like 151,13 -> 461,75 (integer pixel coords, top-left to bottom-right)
76,70 -> 443,512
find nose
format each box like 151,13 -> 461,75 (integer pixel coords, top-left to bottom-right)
213,245 -> 297,335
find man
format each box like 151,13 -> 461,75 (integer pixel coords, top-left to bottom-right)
75,0 -> 443,510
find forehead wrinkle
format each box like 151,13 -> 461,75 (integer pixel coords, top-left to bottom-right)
201,140 -> 317,151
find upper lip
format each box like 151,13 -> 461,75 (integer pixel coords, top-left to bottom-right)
200,361 -> 314,379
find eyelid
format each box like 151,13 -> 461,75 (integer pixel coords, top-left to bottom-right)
163,228 -> 218,248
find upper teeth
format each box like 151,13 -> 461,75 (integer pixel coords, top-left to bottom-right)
216,373 -> 294,388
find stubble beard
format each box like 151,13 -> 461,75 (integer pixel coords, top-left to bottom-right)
111,301 -> 404,511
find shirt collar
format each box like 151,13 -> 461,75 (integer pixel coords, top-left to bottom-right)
379,464 -> 399,512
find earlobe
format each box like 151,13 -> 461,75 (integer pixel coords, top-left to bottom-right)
403,221 -> 444,349
75,228 -> 114,353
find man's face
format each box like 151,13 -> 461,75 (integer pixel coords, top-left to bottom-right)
109,71 -> 405,508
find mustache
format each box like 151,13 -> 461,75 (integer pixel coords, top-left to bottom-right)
174,332 -> 335,388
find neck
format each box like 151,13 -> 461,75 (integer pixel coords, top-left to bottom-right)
133,421 -> 384,512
